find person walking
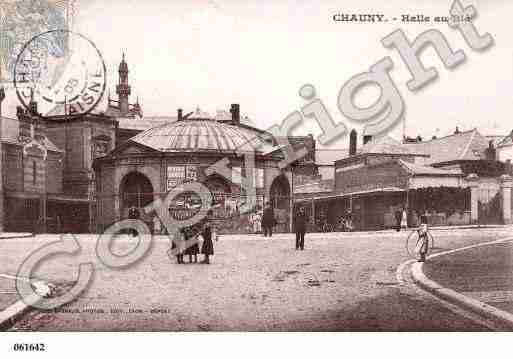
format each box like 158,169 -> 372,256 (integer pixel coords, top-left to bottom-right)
127,205 -> 140,238
394,209 -> 402,232
294,207 -> 308,250
345,209 -> 353,232
251,211 -> 262,234
262,202 -> 275,237
200,214 -> 217,264
400,208 -> 408,230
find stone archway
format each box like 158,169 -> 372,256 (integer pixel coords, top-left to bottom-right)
270,174 -> 291,209
119,171 -> 154,210
204,174 -> 234,216
270,174 -> 291,232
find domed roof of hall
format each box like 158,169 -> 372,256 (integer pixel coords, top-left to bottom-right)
130,118 -> 276,154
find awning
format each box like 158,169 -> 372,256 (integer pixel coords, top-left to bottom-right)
294,187 -> 405,202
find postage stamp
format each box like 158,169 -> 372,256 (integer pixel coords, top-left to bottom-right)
13,29 -> 106,116
0,0 -> 75,88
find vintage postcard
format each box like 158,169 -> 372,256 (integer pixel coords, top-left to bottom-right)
0,0 -> 512,357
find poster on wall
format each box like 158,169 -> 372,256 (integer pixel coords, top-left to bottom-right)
230,167 -> 263,188
167,166 -> 186,191
186,165 -> 198,181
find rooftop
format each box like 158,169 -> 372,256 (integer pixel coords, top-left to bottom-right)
129,118 -> 276,154
403,128 -> 490,165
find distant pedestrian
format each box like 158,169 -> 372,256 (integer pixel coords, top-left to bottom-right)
56,214 -> 62,233
417,212 -> 429,262
200,213 -> 217,264
345,209 -> 353,231
400,208 -> 408,230
128,205 -> 140,237
294,207 -> 308,250
262,202 -> 275,237
394,210 -> 402,232
252,211 -> 262,233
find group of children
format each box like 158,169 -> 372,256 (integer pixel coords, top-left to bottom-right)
172,217 -> 217,264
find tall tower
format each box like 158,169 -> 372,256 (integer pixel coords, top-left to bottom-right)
116,53 -> 131,116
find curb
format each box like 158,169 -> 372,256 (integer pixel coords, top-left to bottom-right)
0,233 -> 34,240
0,280 -> 52,331
411,238 -> 513,330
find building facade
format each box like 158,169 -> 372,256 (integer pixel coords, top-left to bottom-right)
295,129 -> 513,231
0,55 -> 318,234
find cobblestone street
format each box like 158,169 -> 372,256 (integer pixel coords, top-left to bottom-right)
1,227 -> 511,331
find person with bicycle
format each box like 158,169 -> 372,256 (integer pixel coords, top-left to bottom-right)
417,211 -> 429,262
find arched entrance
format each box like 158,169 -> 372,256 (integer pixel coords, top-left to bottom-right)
204,174 -> 233,217
120,172 -> 154,210
270,175 -> 291,232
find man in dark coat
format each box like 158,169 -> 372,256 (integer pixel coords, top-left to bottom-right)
294,207 -> 308,250
261,203 -> 275,237
394,209 -> 402,232
128,206 -> 140,237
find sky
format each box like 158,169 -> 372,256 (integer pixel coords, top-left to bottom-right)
2,0 -> 512,148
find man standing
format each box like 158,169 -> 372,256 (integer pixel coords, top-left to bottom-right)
128,205 -> 140,238
417,211 -> 429,262
294,207 -> 308,250
401,208 -> 408,230
262,202 -> 275,237
394,209 -> 402,232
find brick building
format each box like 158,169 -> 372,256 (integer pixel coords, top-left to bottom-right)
0,55 -> 319,234
295,129 -> 513,231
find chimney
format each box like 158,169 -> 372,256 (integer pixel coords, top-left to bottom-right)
363,135 -> 372,145
454,126 -> 460,135
177,108 -> 183,121
230,104 -> 240,124
349,129 -> 357,156
485,140 -> 496,161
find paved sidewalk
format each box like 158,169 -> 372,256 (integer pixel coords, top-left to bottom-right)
0,277 -> 19,312
423,241 -> 513,315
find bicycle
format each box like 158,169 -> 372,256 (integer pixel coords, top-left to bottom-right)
405,227 -> 435,260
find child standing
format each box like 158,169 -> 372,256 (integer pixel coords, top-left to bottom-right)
172,228 -> 185,264
184,226 -> 199,263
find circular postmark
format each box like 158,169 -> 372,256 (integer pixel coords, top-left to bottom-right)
13,30 -> 106,116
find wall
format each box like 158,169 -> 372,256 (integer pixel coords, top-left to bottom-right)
46,151 -> 63,194
45,117 -> 116,198
3,143 -> 23,192
335,158 -> 409,193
